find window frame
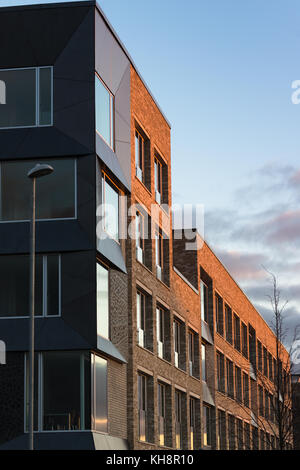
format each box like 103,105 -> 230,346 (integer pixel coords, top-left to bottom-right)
203,405 -> 212,447
136,210 -> 145,264
155,229 -> 163,280
0,66 -> 53,130
200,280 -> 209,323
101,171 -> 120,242
95,72 -> 115,150
96,260 -> 110,340
154,156 -> 163,204
135,129 -> 144,182
0,254 -> 61,319
0,158 -> 77,223
215,292 -> 224,336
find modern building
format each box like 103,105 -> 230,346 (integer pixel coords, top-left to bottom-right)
0,0 -> 292,450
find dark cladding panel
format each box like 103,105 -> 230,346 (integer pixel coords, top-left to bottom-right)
61,251 -> 97,348
0,3 -> 95,157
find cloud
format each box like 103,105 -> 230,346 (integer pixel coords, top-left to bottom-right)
214,248 -> 269,281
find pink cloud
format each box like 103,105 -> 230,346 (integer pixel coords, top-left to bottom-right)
216,249 -> 268,282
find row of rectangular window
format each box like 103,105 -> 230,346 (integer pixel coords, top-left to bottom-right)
137,289 -> 205,379
217,409 -> 277,450
135,127 -> 168,205
24,351 -> 107,433
138,372 -> 211,449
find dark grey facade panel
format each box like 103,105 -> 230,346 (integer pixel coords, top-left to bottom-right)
0,318 -> 93,352
96,134 -> 130,191
0,431 -> 128,450
201,320 -> 213,345
0,3 -> 95,158
97,335 -> 126,364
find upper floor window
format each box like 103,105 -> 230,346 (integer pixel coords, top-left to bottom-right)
0,66 -> 53,129
200,281 -> 209,323
155,230 -> 163,281
96,261 -> 109,339
189,330 -> 199,378
242,322 -> 248,358
136,289 -> 153,351
0,254 -> 60,318
0,158 -> 76,222
136,211 -> 145,264
216,351 -> 225,393
215,293 -> 224,336
154,157 -> 162,204
95,73 -> 114,149
263,346 -> 268,377
226,359 -> 234,398
225,304 -> 232,344
234,313 -> 240,351
135,129 -> 144,182
257,340 -> 262,371
102,172 -> 119,241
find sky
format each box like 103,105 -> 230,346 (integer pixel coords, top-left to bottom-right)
1,0 -> 300,357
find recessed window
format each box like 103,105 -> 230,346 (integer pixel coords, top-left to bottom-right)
190,397 -> 200,450
96,261 -> 109,339
136,211 -> 145,264
0,254 -> 60,318
189,330 -> 199,378
137,289 -> 153,351
158,382 -> 166,446
0,158 -> 76,222
95,73 -> 114,149
174,317 -> 186,371
0,66 -> 53,129
138,373 -> 153,443
257,340 -> 262,371
215,293 -> 224,335
217,351 -> 225,393
157,306 -> 165,359
226,359 -> 234,398
102,172 -> 119,241
203,405 -> 212,447
135,130 -> 144,182
235,366 -> 242,403
243,373 -> 249,407
25,351 -> 91,432
154,157 -> 162,204
155,230 -> 163,281
234,313 -> 240,351
175,390 -> 184,450
200,281 -> 209,323
225,304 -> 232,344
201,343 -> 207,381
242,322 -> 248,358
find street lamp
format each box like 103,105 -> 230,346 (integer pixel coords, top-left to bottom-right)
27,163 -> 54,451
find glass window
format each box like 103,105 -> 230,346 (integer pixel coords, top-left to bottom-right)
138,373 -> 148,442
95,74 -> 114,148
200,281 -> 209,323
0,158 -> 75,221
226,359 -> 234,398
203,405 -> 211,446
155,231 -> 163,280
190,397 -> 197,450
215,293 -> 223,335
189,331 -> 197,376
217,351 -> 225,393
136,211 -> 144,263
257,340 -> 262,371
158,383 -> 166,446
174,319 -> 180,368
92,354 -> 108,433
243,373 -> 249,407
102,173 -> 119,241
43,351 -> 90,431
97,262 -> 109,339
0,66 -> 52,128
137,290 -> 146,348
201,343 -> 206,381
154,157 -> 162,204
242,322 -> 248,358
225,304 -> 232,343
175,390 -> 182,450
0,254 -> 60,318
157,307 -> 164,359
234,314 -> 240,351
135,130 -> 144,181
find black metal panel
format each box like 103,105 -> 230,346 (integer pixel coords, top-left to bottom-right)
61,251 -> 97,348
0,430 -> 128,450
0,3 -> 95,157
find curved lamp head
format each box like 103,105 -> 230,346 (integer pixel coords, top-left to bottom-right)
27,163 -> 54,179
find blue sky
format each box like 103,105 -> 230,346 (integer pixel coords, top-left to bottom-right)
1,0 -> 300,352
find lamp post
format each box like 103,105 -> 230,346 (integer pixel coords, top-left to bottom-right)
27,163 -> 54,450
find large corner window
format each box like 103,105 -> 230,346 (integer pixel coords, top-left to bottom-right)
95,73 -> 114,149
25,351 -> 91,432
0,66 -> 53,129
0,254 -> 60,318
25,351 -> 107,433
97,261 -> 109,339
0,158 -> 76,222
102,172 -> 120,241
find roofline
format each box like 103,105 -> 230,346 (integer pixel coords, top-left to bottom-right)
0,0 -> 171,129
172,228 -> 289,354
